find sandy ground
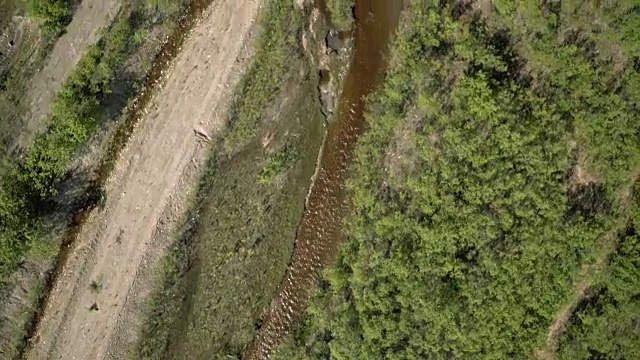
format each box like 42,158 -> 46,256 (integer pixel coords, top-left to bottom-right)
12,0 -> 122,152
26,0 -> 262,359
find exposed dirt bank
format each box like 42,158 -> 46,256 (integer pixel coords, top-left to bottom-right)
25,1 -> 262,359
12,0 -> 122,153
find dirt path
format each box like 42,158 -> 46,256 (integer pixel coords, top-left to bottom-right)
535,173 -> 639,360
25,1 -> 262,359
535,232 -> 617,360
12,0 -> 122,152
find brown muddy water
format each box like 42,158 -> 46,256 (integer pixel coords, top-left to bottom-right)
244,1 -> 402,358
16,1 -> 214,358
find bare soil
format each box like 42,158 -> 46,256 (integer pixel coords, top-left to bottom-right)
25,1 -> 262,359
0,1 -> 122,358
12,0 -> 122,153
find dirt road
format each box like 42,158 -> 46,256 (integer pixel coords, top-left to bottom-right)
26,1 -> 262,359
13,0 -> 122,152
0,1 -> 120,357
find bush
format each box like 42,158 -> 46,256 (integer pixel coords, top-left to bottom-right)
0,14 -> 134,284
28,0 -> 73,35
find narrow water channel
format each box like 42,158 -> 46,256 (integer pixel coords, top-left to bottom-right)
244,1 -> 402,358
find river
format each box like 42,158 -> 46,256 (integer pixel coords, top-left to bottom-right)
244,1 -> 402,358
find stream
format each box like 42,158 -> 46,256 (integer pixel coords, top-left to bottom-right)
244,1 -> 402,358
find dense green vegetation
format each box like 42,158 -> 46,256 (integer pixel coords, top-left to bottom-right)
27,0 -> 76,36
275,1 -> 640,359
135,1 -> 326,359
557,181 -> 640,359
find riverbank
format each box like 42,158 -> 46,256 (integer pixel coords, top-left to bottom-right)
274,1 -> 640,359
133,0 -> 357,358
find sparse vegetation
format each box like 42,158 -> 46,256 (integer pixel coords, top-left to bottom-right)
135,1 -> 327,359
274,1 -> 640,359
325,0 -> 353,31
89,280 -> 102,293
258,143 -> 299,184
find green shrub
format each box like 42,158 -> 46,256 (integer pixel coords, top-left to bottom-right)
258,144 -> 299,184
0,14 -> 134,284
27,0 -> 73,35
326,0 -> 353,31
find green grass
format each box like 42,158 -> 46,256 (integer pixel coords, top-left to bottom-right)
134,2 -> 328,359
258,143 -> 300,184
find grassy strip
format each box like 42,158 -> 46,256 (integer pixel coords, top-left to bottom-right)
135,1 -> 320,359
0,0 -> 192,285
0,15 -> 130,283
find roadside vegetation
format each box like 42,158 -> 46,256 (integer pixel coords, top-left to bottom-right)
274,1 -> 640,359
0,0 -> 193,285
0,10 -> 135,286
0,0 -> 78,172
0,1 -> 194,357
27,0 -> 76,37
135,1 -> 327,359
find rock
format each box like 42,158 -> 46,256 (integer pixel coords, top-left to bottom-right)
326,30 -> 343,54
193,127 -> 210,141
319,78 -> 335,118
